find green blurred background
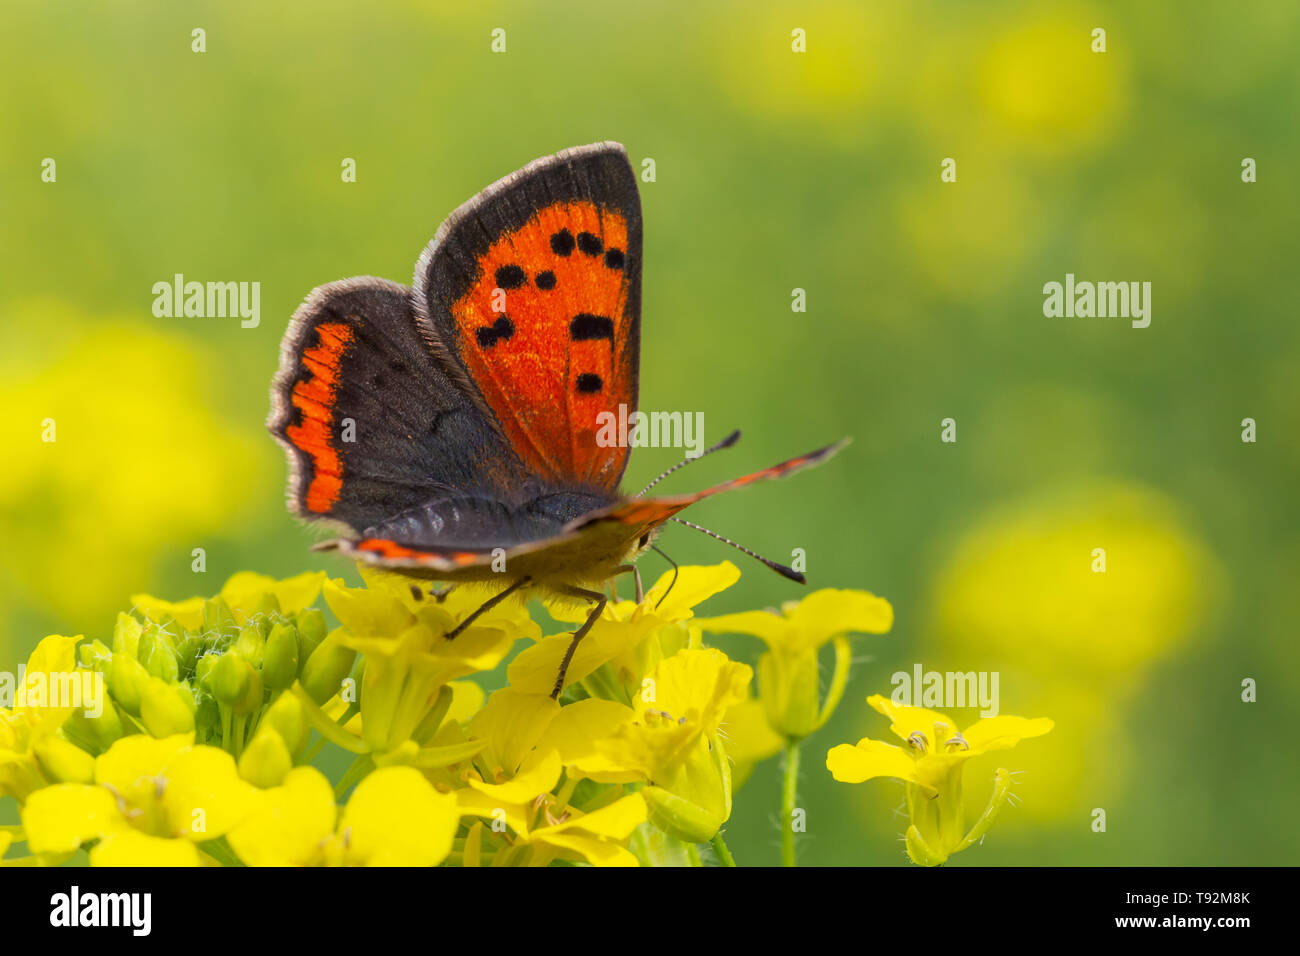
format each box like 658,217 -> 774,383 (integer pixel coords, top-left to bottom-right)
2,0 -> 1297,865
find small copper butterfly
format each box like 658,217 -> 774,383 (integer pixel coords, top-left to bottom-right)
269,142 -> 845,696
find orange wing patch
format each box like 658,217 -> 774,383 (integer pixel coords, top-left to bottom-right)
451,200 -> 632,490
285,322 -> 354,513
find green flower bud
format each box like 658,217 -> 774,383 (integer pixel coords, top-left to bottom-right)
237,730 -> 292,788
252,593 -> 281,637
194,693 -> 220,737
108,650 -> 150,717
143,635 -> 180,683
140,677 -> 197,737
203,597 -> 241,646
295,608 -> 327,662
210,652 -> 251,706
300,632 -> 357,705
112,612 -> 142,659
33,734 -> 96,784
262,622 -> 300,691
262,692 -> 309,755
195,651 -> 219,689
235,624 -> 265,669
77,639 -> 113,672
62,698 -> 125,754
235,665 -> 263,715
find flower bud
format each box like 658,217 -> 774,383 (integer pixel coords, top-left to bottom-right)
237,730 -> 292,788
107,650 -> 150,717
300,633 -> 357,705
235,625 -> 265,669
210,652 -> 251,706
77,639 -> 113,672
194,693 -> 220,737
253,592 -> 281,637
61,698 -> 125,754
111,611 -> 142,659
262,622 -> 300,691
295,608 -> 327,661
142,633 -> 180,683
140,677 -> 197,737
203,597 -> 241,646
262,692 -> 309,755
33,734 -> 95,785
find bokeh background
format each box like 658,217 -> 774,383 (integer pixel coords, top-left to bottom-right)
2,0 -> 1297,865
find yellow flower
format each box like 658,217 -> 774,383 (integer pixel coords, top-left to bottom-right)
593,649 -> 752,843
131,570 -> 328,630
464,688 -> 563,802
20,733 -> 260,865
0,634 -> 88,801
702,588 -> 893,739
508,562 -> 740,697
827,694 -> 1052,866
304,576 -> 534,756
227,764 -> 461,867
456,788 -> 647,867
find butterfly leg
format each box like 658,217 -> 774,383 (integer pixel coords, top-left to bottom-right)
551,585 -> 607,700
445,576 -> 531,640
611,564 -> 644,604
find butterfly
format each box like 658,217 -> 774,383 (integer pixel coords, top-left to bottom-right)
268,142 -> 845,698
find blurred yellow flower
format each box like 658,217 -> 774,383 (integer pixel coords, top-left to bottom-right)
0,302 -> 269,652
979,13 -> 1126,154
927,482 -> 1219,819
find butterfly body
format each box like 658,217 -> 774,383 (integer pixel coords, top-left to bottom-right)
270,142 -> 844,692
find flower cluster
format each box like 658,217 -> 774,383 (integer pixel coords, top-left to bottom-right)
0,563 -> 1051,866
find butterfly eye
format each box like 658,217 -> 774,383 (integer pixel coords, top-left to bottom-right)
638,533 -> 651,549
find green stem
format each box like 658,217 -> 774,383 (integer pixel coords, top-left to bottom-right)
782,739 -> 801,867
684,842 -> 703,867
709,831 -> 737,867
333,754 -> 375,800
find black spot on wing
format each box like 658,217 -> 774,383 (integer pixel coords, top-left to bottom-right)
577,232 -> 603,256
576,373 -> 603,393
495,265 -> 526,289
604,249 -> 624,270
570,313 -> 614,342
536,270 -> 556,290
550,229 -> 575,256
476,315 -> 515,348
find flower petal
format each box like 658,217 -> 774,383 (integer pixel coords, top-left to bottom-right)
228,767 -> 336,866
788,589 -> 893,648
341,766 -> 459,866
90,829 -> 201,867
867,694 -> 957,743
961,715 -> 1055,752
161,745 -> 260,840
21,784 -> 121,854
826,739 -> 918,784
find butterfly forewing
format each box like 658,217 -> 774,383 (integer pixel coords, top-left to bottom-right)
415,142 -> 642,493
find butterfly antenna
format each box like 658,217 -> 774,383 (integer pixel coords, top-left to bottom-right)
635,429 -> 742,497
669,517 -> 806,583
649,544 -> 680,609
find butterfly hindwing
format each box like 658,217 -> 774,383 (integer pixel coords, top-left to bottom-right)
414,142 -> 642,493
268,277 -> 528,533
